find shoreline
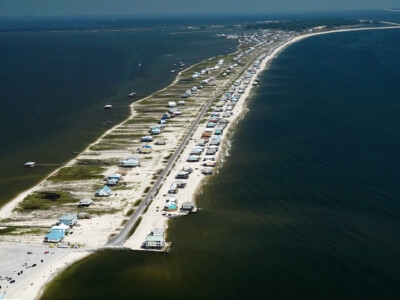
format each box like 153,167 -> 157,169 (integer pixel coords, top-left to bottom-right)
123,24 -> 400,250
1,24 -> 399,299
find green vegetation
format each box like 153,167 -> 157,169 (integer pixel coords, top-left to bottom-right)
78,208 -> 122,216
133,200 -> 142,206
126,209 -> 135,217
111,185 -> 131,191
49,165 -> 105,182
0,227 -> 17,235
126,216 -> 142,240
18,191 -> 77,211
142,200 -> 152,214
102,134 -> 143,139
77,159 -> 118,166
143,186 -> 151,194
243,19 -> 372,31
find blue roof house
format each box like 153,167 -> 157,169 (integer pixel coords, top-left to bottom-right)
44,229 -> 65,243
59,213 -> 77,226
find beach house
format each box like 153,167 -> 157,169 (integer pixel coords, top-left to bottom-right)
95,186 -> 112,197
181,201 -> 197,212
144,235 -> 165,249
44,229 -> 64,243
119,156 -> 140,168
140,136 -> 153,142
78,198 -> 93,207
59,213 -> 77,226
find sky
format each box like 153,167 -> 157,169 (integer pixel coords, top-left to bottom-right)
0,0 -> 398,17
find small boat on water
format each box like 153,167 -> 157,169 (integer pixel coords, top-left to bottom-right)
104,104 -> 112,109
128,92 -> 136,97
24,161 -> 36,168
171,70 -> 177,73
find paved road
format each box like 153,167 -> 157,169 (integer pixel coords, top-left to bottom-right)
107,48 -> 263,247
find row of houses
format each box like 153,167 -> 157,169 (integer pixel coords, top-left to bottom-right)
43,213 -> 78,243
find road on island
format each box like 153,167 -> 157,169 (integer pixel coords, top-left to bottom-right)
107,46 -> 267,247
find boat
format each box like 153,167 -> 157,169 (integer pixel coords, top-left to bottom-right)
128,92 -> 136,97
171,70 -> 177,73
24,161 -> 36,168
104,104 -> 112,109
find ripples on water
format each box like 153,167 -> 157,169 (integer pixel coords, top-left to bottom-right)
42,29 -> 400,300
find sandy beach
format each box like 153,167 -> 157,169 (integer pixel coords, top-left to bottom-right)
1,24 -> 399,299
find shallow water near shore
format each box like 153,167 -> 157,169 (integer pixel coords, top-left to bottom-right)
41,29 -> 400,299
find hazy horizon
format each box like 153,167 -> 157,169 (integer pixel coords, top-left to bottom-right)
0,0 -> 399,17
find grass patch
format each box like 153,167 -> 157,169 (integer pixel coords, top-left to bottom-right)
76,159 -> 118,166
143,186 -> 151,194
49,165 -> 105,182
133,200 -> 142,206
111,185 -> 131,191
0,227 -> 17,235
126,216 -> 142,240
121,219 -> 128,226
18,191 -> 78,211
102,134 -> 143,139
126,209 -> 135,217
142,200 -> 152,214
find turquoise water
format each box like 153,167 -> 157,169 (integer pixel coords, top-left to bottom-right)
0,22 -> 237,207
41,28 -> 400,299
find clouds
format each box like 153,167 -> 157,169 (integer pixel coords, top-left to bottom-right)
0,0 -> 398,16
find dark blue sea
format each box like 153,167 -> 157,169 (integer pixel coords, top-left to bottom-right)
40,22 -> 400,300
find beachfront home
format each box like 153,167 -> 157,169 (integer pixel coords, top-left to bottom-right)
176,181 -> 187,188
108,173 -> 122,181
119,156 -> 140,168
206,148 -> 218,155
190,148 -> 202,155
144,235 -> 165,249
107,179 -> 118,186
215,129 -> 223,135
201,168 -> 213,175
95,186 -> 112,197
203,161 -> 216,167
182,166 -> 193,174
139,146 -> 152,154
168,182 -> 178,194
187,155 -> 200,162
44,229 -> 64,243
162,113 -> 171,119
59,213 -> 77,226
175,171 -> 189,179
181,201 -> 197,212
78,198 -> 93,207
149,126 -> 161,135
141,136 -> 153,142
151,228 -> 165,236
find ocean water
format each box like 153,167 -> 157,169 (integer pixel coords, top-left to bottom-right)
0,20 -> 237,207
41,28 -> 400,299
